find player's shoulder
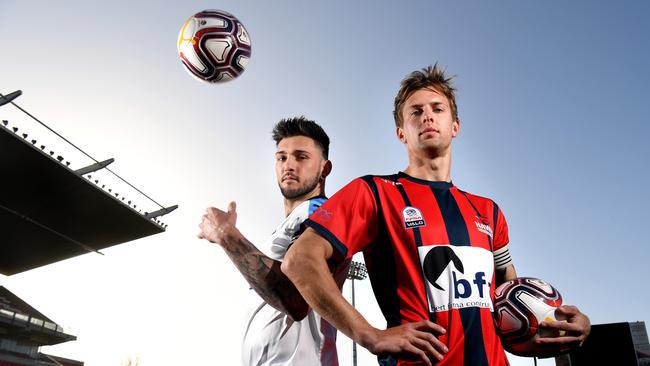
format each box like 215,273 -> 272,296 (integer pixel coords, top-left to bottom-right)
455,187 -> 499,207
357,173 -> 402,187
290,195 -> 328,219
306,195 -> 327,214
331,174 -> 402,202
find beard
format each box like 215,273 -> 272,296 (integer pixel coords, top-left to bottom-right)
279,173 -> 320,200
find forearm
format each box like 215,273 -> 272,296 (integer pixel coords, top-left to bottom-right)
284,229 -> 450,364
282,232 -> 377,347
220,227 -> 308,320
495,264 -> 517,286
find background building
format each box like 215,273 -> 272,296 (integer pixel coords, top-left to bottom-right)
0,286 -> 82,366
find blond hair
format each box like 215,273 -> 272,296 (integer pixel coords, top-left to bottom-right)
393,63 -> 458,127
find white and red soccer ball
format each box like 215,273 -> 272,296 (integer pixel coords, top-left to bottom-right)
494,277 -> 566,356
177,9 -> 251,83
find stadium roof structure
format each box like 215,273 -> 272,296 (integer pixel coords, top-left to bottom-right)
0,286 -> 75,346
0,91 -> 177,275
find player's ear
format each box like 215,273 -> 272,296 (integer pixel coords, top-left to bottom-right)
396,126 -> 407,144
452,118 -> 460,138
321,160 -> 332,180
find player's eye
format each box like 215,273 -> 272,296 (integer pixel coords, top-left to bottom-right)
277,156 -> 286,162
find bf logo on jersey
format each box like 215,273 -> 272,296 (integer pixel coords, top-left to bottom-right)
418,245 -> 494,313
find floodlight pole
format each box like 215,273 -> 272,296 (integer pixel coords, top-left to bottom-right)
346,261 -> 368,366
351,277 -> 358,366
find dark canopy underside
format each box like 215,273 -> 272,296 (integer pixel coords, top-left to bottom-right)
0,126 -> 164,275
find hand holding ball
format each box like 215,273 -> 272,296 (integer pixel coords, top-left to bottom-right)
494,277 -> 567,356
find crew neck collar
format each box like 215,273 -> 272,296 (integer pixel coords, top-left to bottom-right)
397,171 -> 453,189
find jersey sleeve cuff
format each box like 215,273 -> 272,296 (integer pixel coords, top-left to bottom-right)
304,219 -> 349,261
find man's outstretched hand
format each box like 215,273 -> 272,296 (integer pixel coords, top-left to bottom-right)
198,201 -> 238,245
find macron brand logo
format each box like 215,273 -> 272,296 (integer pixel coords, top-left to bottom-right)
402,206 -> 425,229
312,207 -> 332,221
418,245 -> 494,313
380,179 -> 402,186
474,220 -> 493,238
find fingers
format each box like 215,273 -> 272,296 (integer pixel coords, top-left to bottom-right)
197,218 -> 204,238
201,205 -> 231,225
541,307 -> 590,335
538,316 -> 589,350
414,320 -> 447,335
198,204 -> 238,245
410,332 -> 446,362
411,321 -> 448,358
197,214 -> 219,243
204,204 -> 236,222
539,319 -> 581,340
205,207 -> 220,217
403,343 -> 432,366
556,305 -> 579,316
540,319 -> 572,331
196,214 -> 211,241
373,322 -> 448,363
205,206 -> 227,216
536,334 -> 582,352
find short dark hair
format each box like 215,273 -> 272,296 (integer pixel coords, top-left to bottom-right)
271,116 -> 330,159
393,63 -> 458,127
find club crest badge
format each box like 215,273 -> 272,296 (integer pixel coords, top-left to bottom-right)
402,206 -> 425,229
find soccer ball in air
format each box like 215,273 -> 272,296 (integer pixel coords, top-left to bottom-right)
494,277 -> 565,356
177,9 -> 251,83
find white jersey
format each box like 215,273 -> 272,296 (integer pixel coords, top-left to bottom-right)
242,197 -> 349,366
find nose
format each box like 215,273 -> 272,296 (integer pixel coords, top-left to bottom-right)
422,106 -> 434,123
282,156 -> 297,172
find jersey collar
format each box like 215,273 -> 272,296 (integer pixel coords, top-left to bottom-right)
397,171 -> 453,189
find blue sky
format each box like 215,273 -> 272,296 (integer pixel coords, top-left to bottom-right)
1,1 -> 649,365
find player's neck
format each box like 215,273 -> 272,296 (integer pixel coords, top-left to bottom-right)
283,185 -> 326,217
404,150 -> 452,182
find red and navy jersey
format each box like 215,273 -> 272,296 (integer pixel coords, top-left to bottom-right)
306,172 -> 511,366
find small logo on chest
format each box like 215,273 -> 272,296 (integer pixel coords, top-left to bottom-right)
474,220 -> 493,238
402,206 -> 426,229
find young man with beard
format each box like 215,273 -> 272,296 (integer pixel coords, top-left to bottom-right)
282,65 -> 591,365
198,117 -> 348,365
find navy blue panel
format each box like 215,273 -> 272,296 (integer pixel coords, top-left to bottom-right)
360,175 -> 380,203
360,175 -> 402,329
377,354 -> 397,366
459,190 -> 494,251
459,307 -> 489,366
429,188 -> 470,247
365,224 -> 402,328
397,171 -> 453,189
430,187 -> 489,366
491,201 -> 500,253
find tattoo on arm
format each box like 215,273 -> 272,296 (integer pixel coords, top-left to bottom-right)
221,235 -> 308,319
